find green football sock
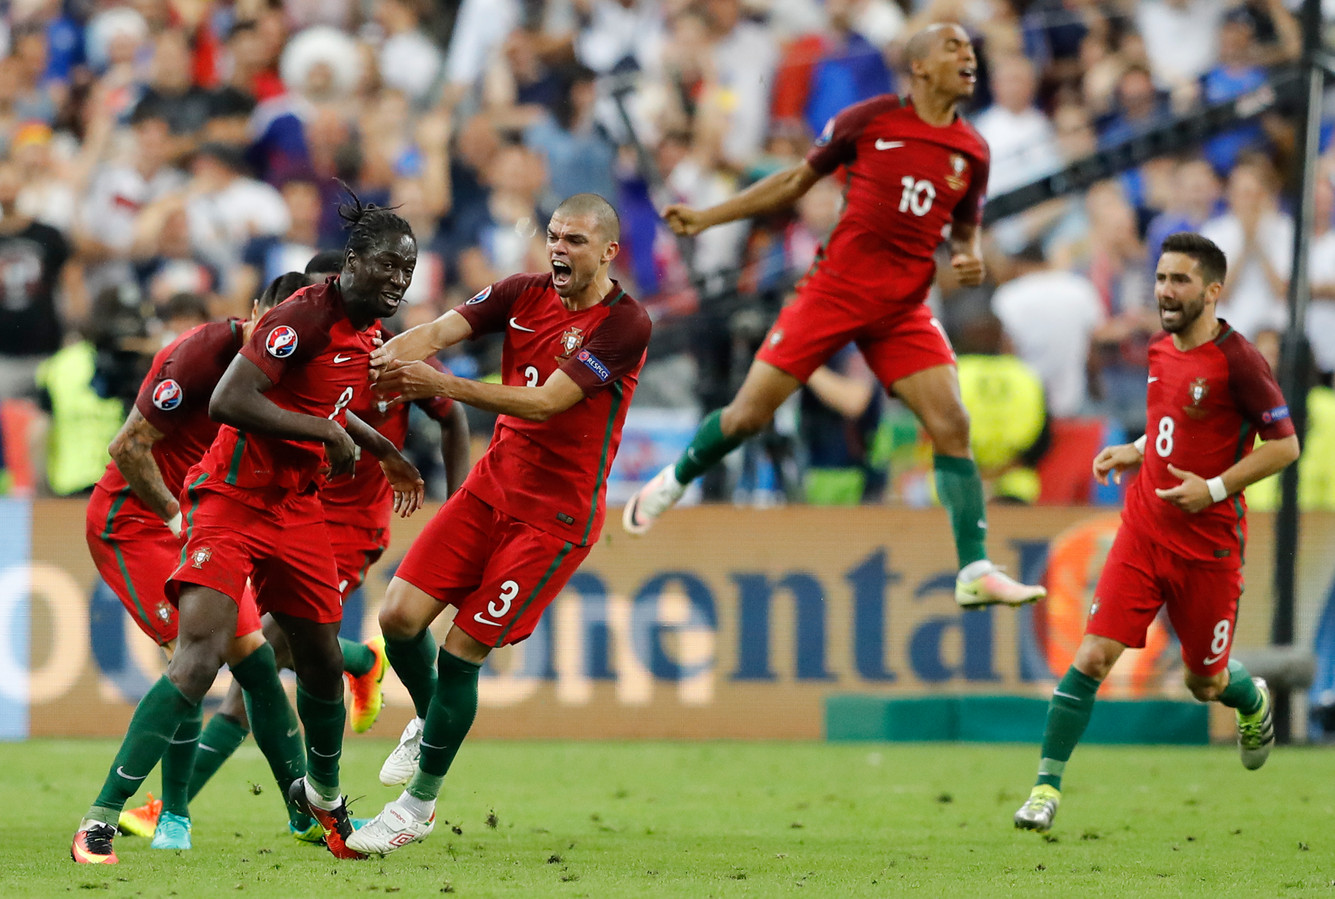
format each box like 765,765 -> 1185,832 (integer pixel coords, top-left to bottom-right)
934,454 -> 988,568
386,629 -> 438,719
674,409 -> 745,484
407,650 -> 482,803
188,712 -> 249,801
1035,666 -> 1101,791
296,682 -> 345,803
159,703 -> 203,817
339,637 -> 375,678
88,676 -> 198,824
1217,659 -> 1264,716
231,643 -> 307,826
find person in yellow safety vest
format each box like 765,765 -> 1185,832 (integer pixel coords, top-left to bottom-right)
34,289 -> 149,496
955,313 -> 1049,504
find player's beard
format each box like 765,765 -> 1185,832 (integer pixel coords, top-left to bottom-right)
1160,290 -> 1206,333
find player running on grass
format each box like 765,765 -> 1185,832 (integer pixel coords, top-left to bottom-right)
1013,233 -> 1299,833
116,273 -> 472,846
345,193 -> 651,855
621,23 -> 1043,608
72,197 -> 425,864
86,273 -> 317,851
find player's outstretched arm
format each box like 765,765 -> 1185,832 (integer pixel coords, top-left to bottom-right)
379,362 -> 585,422
371,310 -> 474,372
664,161 -> 824,236
1092,441 -> 1144,486
107,408 -> 181,534
210,354 -> 356,475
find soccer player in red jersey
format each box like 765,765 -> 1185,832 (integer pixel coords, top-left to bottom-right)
343,193 -> 651,855
72,198 -> 426,864
620,23 -> 1043,607
87,272 -> 318,851
1014,233 -> 1301,833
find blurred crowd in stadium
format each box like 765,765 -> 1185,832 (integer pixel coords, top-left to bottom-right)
2,0 -> 1334,508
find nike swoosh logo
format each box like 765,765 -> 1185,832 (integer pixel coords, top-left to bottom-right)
116,766 -> 148,781
287,727 -> 300,738
474,613 -> 502,627
333,354 -> 354,363
509,318 -> 535,333
1147,376 -> 1159,383
1202,652 -> 1226,666
875,139 -> 905,150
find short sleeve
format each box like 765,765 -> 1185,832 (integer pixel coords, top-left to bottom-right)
134,322 -> 235,434
239,288 -> 330,385
1225,334 -> 1296,441
559,300 -> 652,395
805,96 -> 896,176
453,273 -> 539,336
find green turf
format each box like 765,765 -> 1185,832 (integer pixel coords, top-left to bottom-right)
4,738 -> 1333,897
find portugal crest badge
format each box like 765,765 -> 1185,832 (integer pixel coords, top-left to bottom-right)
946,154 -> 969,191
558,327 -> 584,358
190,547 -> 213,569
1184,377 -> 1210,419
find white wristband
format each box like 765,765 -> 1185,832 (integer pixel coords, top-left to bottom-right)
1206,476 -> 1228,503
1133,434 -> 1147,455
166,512 -> 183,538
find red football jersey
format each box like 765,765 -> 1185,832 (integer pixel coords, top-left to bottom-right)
96,319 -> 245,517
195,279 -> 378,502
1123,324 -> 1295,565
803,94 -> 989,307
321,356 -> 455,530
454,273 -> 651,545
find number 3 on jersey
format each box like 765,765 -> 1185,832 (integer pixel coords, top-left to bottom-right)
1153,415 -> 1175,457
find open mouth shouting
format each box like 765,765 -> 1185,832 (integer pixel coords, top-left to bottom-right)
551,258 -> 573,291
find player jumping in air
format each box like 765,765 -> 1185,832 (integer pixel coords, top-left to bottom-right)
1013,233 -> 1300,833
72,197 -> 425,864
621,22 -> 1044,608
345,193 -> 651,855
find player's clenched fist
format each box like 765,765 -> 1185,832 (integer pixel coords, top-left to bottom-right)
662,204 -> 707,236
950,252 -> 985,287
323,424 -> 358,478
1092,442 -> 1144,486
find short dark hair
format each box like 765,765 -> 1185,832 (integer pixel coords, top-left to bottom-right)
159,291 -> 209,324
553,193 -> 620,242
1160,232 -> 1227,286
337,184 -> 414,258
258,271 -> 312,311
305,250 -> 345,276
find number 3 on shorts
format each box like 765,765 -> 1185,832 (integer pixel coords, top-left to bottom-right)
474,579 -> 519,627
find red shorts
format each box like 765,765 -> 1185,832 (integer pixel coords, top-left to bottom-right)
756,289 -> 955,386
395,489 -> 591,647
168,479 -> 343,624
1087,524 -> 1244,676
86,485 -> 262,645
328,521 -> 389,598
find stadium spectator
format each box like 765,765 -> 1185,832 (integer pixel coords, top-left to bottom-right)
1201,155 -> 1292,339
1305,176 -> 1335,379
1135,0 -> 1227,94
132,30 -> 214,165
1143,157 -> 1223,274
518,65 -> 618,206
991,241 -> 1105,419
1198,7 -> 1281,177
770,0 -> 896,139
0,154 -> 70,399
702,0 -> 780,168
799,346 -> 886,505
233,178 -> 323,311
374,0 -> 445,107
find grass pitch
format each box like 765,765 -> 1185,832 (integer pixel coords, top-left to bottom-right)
3,738 -> 1332,897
